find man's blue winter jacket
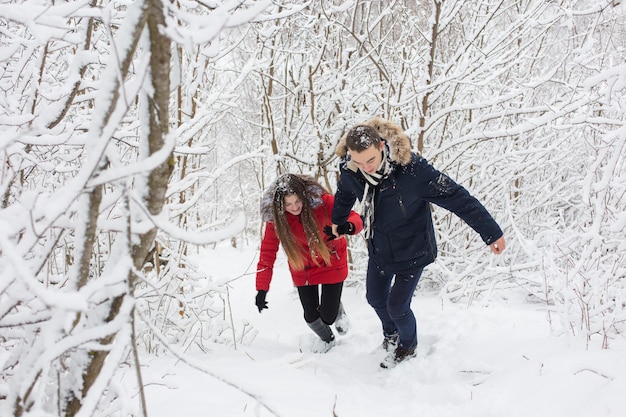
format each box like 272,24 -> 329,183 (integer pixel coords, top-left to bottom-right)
332,118 -> 503,274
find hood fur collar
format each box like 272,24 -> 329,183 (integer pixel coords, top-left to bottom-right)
260,182 -> 325,222
335,117 -> 413,166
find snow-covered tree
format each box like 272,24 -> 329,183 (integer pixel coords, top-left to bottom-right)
0,0 -> 271,415
1,0 -> 625,415
206,1 -> 626,348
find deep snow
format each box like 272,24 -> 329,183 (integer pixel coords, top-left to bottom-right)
134,244 -> 626,417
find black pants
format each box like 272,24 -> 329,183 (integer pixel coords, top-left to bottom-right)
297,282 -> 344,325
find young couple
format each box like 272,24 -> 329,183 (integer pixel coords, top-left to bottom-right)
255,118 -> 506,368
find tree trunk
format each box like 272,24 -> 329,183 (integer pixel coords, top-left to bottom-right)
63,0 -> 172,415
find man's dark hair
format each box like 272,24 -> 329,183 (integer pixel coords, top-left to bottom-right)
345,125 -> 382,152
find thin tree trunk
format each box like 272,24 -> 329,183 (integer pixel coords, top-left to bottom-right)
418,0 -> 441,154
64,0 -> 172,415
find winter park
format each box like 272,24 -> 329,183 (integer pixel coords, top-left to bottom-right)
1,1 -> 625,416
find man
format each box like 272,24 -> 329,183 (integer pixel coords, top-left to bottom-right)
328,117 -> 505,368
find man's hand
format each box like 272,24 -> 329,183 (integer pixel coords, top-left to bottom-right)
323,223 -> 354,241
489,236 -> 506,255
337,223 -> 355,235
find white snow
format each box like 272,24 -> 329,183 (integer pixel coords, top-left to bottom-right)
128,243 -> 626,417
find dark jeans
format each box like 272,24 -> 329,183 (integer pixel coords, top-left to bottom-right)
365,259 -> 423,350
297,282 -> 344,325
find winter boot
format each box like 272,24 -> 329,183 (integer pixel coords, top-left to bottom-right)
380,344 -> 417,369
307,317 -> 336,343
381,331 -> 399,352
334,303 -> 350,335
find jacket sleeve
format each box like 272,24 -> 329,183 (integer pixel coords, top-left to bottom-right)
347,209 -> 364,234
416,157 -> 503,245
256,222 -> 280,291
332,170 -> 361,226
323,193 -> 363,234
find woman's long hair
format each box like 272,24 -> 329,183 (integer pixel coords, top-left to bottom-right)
266,174 -> 332,271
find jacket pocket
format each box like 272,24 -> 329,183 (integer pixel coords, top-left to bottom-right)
387,230 -> 430,263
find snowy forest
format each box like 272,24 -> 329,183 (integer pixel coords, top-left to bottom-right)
1,0 -> 625,416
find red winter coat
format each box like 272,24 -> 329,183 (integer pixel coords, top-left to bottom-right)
256,193 -> 363,291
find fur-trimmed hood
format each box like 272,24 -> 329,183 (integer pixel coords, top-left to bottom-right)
260,178 -> 325,222
335,117 -> 413,166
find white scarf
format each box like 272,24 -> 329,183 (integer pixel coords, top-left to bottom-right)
359,146 -> 391,239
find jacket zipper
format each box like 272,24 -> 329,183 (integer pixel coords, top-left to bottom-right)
397,192 -> 407,218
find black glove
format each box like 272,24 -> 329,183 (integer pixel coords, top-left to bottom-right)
255,290 -> 268,313
323,223 -> 355,240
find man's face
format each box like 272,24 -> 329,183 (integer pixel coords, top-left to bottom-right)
349,141 -> 385,174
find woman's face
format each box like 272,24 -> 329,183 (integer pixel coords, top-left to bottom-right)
283,194 -> 303,216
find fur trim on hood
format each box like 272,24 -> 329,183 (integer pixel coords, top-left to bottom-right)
260,176 -> 325,222
335,117 -> 413,166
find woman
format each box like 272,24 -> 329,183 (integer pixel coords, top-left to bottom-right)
255,174 -> 363,347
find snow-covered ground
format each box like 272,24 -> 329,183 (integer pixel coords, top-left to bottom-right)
134,244 -> 626,417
